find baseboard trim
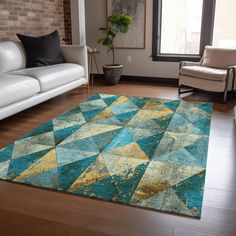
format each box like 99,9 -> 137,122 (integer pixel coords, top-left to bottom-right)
92,74 -> 179,85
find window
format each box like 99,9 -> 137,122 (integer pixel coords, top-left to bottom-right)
152,0 -> 216,61
213,0 -> 236,48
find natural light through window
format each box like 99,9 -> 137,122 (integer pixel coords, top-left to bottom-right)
213,0 -> 236,48
160,0 -> 203,55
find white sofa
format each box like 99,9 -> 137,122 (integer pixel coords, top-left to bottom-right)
0,41 -> 88,120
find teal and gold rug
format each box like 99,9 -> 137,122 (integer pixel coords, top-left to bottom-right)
0,94 -> 212,218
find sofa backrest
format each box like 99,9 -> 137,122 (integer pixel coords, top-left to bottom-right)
0,41 -> 26,75
202,46 -> 236,69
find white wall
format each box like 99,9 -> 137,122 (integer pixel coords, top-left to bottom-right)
85,0 -> 179,79
70,0 -> 86,45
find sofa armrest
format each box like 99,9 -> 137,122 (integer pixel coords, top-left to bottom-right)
61,45 -> 88,83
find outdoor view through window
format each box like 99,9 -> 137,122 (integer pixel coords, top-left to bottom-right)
213,0 -> 236,47
160,0 -> 203,55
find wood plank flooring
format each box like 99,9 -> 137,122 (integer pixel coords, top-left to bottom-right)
0,82 -> 235,236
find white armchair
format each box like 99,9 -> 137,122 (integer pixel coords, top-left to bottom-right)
179,46 -> 236,103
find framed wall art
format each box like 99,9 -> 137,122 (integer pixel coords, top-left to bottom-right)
106,0 -> 146,49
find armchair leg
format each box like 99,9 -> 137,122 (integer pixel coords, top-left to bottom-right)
178,85 -> 195,95
223,89 -> 228,104
223,71 -> 231,103
178,85 -> 181,95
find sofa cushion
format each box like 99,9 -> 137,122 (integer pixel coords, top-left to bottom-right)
0,41 -> 26,75
0,74 -> 40,108
180,66 -> 227,82
10,63 -> 85,92
202,46 -> 236,69
17,31 -> 66,68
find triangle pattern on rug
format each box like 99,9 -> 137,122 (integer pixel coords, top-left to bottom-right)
73,175 -> 122,202
0,144 -> 14,163
153,131 -> 202,158
102,154 -> 149,177
54,124 -> 82,145
102,128 -> 133,152
112,162 -> 148,204
12,132 -> 55,159
58,154 -> 98,191
58,124 -> 92,146
7,149 -> 52,180
16,168 -> 59,189
52,111 -> 85,132
103,95 -> 120,106
130,187 -> 193,217
85,94 -> 102,102
19,121 -> 54,140
167,113 -> 202,135
0,160 -> 10,179
163,100 -> 180,112
104,142 -> 149,161
115,110 -> 139,125
90,107 -> 115,122
154,148 -> 203,167
13,149 -> 58,181
172,170 -> 206,217
128,96 -> 150,109
68,155 -> 111,193
59,134 -> 100,154
137,134 -> 163,160
56,146 -> 99,167
91,129 -> 122,152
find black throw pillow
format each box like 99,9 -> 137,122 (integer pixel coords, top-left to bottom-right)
17,31 -> 66,68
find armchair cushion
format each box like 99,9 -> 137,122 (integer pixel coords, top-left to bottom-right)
180,66 -> 227,82
202,46 -> 236,69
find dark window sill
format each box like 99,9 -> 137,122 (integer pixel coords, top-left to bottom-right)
152,55 -> 201,62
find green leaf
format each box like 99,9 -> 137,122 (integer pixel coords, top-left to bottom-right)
108,14 -> 120,23
103,38 -> 113,48
97,38 -> 105,44
119,25 -> 129,33
122,15 -> 133,25
99,27 -> 108,31
110,25 -> 119,33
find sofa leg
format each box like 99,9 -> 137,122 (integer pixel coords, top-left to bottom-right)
86,83 -> 90,96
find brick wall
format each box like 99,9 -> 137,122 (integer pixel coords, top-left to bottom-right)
0,0 -> 72,44
64,0 -> 72,44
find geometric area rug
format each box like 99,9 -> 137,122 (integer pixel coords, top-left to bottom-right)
0,94 -> 212,218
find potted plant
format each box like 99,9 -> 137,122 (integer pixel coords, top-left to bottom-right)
97,14 -> 132,85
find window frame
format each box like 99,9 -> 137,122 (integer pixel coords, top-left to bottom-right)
152,0 -> 216,62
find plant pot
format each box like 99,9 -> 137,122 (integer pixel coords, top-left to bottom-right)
103,64 -> 124,85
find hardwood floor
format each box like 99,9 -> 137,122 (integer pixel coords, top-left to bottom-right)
0,82 -> 235,236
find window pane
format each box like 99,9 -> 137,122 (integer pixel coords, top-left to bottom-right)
213,0 -> 236,48
160,0 -> 203,55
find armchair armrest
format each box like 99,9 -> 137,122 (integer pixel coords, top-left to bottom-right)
227,65 -> 236,70
226,65 -> 236,91
60,45 -> 88,82
180,61 -> 202,69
